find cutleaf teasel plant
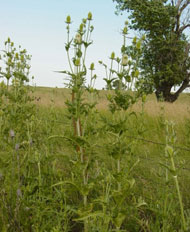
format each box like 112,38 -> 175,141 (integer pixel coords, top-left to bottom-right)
99,21 -> 144,176
164,121 -> 188,231
0,38 -> 36,231
53,13 -> 99,232
0,38 -> 35,142
97,22 -> 147,231
59,13 -> 95,147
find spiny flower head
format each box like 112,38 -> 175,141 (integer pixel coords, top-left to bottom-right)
82,18 -> 87,24
74,58 -> 81,66
121,54 -> 128,66
110,52 -> 115,60
75,33 -> 82,44
90,63 -> 95,70
123,26 -> 128,35
66,15 -> 71,24
87,12 -> 92,20
79,23 -> 84,33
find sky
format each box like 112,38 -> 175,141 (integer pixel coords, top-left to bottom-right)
0,0 -> 131,89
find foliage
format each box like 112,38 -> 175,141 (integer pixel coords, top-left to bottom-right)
0,38 -> 36,143
0,38 -> 37,231
113,0 -> 190,102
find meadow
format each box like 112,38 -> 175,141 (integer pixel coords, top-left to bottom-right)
0,84 -> 190,231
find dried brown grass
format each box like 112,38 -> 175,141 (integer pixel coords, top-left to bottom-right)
33,87 -> 190,121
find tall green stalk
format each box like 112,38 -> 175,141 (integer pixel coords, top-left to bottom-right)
165,122 -> 187,231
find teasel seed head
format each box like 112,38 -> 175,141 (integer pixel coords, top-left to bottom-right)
66,15 -> 71,24
87,12 -> 92,20
90,63 -> 95,70
75,33 -> 82,44
110,52 -> 115,60
121,54 -> 128,66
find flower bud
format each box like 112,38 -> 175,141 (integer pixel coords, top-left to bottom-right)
79,23 -> 84,33
82,18 -> 87,24
136,41 -> 141,50
90,63 -> 95,70
123,27 -> 128,35
110,52 -> 115,60
123,26 -> 128,35
21,55 -> 24,62
74,59 -> 80,66
75,33 -> 82,44
121,54 -> 128,66
134,70 -> 139,77
128,60 -> 132,66
133,37 -> 137,44
66,15 -> 71,24
116,57 -> 121,63
87,12 -> 92,20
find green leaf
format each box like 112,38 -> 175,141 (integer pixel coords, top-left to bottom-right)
73,211 -> 104,221
113,212 -> 126,228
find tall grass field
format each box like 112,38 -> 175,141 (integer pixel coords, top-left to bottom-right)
0,85 -> 190,231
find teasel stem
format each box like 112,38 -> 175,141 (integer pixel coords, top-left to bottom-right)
109,58 -> 113,82
165,122 -> 187,231
170,155 -> 187,231
83,20 -> 91,71
66,25 -> 74,74
117,158 -> 121,191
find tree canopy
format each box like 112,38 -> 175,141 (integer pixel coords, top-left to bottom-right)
113,0 -> 190,102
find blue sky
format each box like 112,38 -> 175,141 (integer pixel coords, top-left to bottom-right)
0,0 -> 131,89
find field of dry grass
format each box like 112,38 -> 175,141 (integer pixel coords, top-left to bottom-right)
33,86 -> 190,122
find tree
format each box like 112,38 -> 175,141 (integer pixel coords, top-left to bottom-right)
113,0 -> 190,102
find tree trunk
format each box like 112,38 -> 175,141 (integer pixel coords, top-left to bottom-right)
155,90 -> 179,103
155,78 -> 190,103
155,84 -> 178,103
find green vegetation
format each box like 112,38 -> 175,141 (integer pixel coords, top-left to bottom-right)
113,0 -> 190,102
0,13 -> 190,232
1,85 -> 190,231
